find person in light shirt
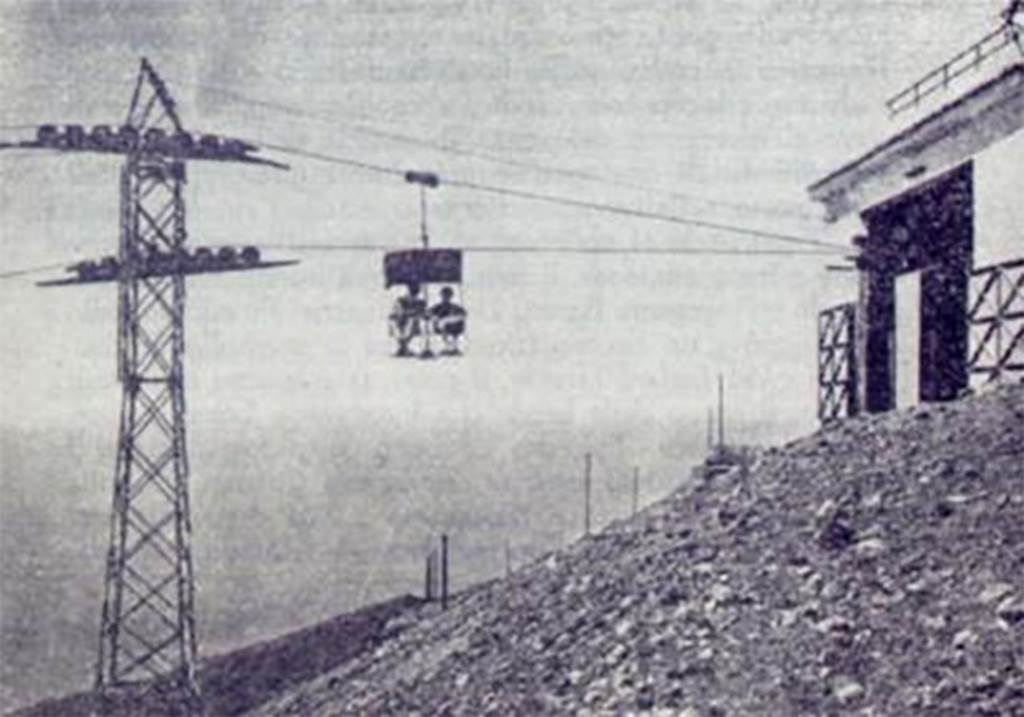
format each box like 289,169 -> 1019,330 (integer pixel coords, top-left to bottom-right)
429,286 -> 466,355
389,283 -> 427,357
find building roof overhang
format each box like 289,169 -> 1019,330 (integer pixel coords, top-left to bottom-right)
808,63 -> 1024,223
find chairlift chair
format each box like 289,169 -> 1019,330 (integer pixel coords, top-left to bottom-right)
384,247 -> 465,358
383,170 -> 467,359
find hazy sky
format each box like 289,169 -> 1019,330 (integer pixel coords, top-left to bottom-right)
1,0 -> 1010,439
0,0 -> 1016,708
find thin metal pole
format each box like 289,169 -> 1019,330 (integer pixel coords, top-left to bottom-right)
431,551 -> 438,599
425,551 -> 433,601
718,374 -> 725,448
632,466 -> 639,516
441,534 -> 449,610
505,540 -> 511,578
584,452 -> 592,536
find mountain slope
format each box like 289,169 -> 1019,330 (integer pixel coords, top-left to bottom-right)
15,595 -> 421,717
253,384 -> 1024,716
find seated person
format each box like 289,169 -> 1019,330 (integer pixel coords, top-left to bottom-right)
389,283 -> 427,356
429,286 -> 466,353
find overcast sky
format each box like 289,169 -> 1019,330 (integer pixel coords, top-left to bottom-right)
0,0 -> 1015,708
1,0 -> 1010,441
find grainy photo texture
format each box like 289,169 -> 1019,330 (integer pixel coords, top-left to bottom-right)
1,1 -> 1022,715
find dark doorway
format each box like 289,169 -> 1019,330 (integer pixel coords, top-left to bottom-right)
858,162 -> 973,411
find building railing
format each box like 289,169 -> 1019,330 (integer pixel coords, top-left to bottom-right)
967,256 -> 1024,385
886,18 -> 1023,116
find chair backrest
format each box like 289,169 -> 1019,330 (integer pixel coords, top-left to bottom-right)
384,249 -> 462,288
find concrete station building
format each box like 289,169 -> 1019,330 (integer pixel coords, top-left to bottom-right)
810,47 -> 1023,421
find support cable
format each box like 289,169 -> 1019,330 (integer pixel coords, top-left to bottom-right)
263,242 -> 836,257
258,142 -> 846,252
196,83 -> 820,222
0,262 -> 69,279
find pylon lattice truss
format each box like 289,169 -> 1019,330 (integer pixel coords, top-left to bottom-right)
0,58 -> 294,706
97,61 -> 198,695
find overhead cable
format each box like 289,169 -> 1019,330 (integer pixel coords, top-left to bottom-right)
0,262 -> 68,280
265,243 -> 836,256
259,142 -> 846,252
197,83 -> 820,222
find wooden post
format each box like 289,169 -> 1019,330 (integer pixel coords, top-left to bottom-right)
425,551 -> 433,601
441,534 -> 449,610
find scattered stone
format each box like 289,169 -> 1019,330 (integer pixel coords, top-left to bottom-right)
834,677 -> 865,704
979,582 -> 1014,604
818,515 -> 857,551
854,537 -> 886,559
614,619 -> 635,638
708,584 -> 732,605
996,595 -> 1024,624
187,384 -> 1024,717
816,615 -> 853,635
952,629 -> 977,649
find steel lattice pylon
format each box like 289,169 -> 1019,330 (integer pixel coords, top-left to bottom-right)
96,64 -> 199,701
97,162 -> 197,696
0,58 -> 292,709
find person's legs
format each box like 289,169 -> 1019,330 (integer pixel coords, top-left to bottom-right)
393,315 -> 414,357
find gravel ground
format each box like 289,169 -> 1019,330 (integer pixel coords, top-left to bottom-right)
252,383 -> 1024,716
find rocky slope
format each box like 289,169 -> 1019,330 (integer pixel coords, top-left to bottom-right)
252,383 -> 1024,716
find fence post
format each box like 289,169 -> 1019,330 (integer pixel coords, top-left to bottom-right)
441,534 -> 449,611
425,551 -> 433,601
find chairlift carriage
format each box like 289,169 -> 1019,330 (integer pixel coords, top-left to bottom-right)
385,170 -> 466,358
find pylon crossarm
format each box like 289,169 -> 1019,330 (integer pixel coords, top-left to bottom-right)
0,132 -> 289,169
